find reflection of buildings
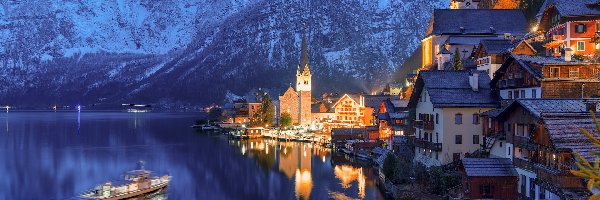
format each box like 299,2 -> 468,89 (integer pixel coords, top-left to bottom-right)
278,142 -> 313,199
333,165 -> 366,198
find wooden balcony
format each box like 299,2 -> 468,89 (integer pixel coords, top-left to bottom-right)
513,157 -> 535,171
414,120 -> 423,129
414,138 -> 442,151
423,121 -> 434,130
485,129 -> 505,140
512,136 -> 531,148
536,165 -> 585,189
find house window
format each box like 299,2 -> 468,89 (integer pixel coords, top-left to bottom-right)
520,90 -> 525,99
455,135 -> 463,144
596,43 -> 600,50
473,135 -> 480,144
577,41 -> 585,51
514,90 -> 520,99
488,119 -> 492,129
508,91 -> 513,99
569,68 -> 580,78
435,113 -> 439,124
424,132 -> 429,141
472,114 -> 480,124
500,142 -> 503,147
531,89 -> 537,98
436,132 -> 439,143
550,67 -> 560,78
455,113 -> 463,124
593,68 -> 600,78
597,23 -> 600,32
575,24 -> 587,33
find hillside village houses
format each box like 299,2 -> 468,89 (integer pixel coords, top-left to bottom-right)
220,0 -> 600,199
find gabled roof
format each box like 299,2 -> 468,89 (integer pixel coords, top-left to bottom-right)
542,116 -> 600,161
389,112 -> 409,119
409,71 -> 498,108
332,94 -> 361,108
491,54 -> 588,84
494,99 -> 600,119
425,9 -> 528,37
480,39 -> 514,54
364,95 -> 395,109
462,158 -> 518,177
537,0 -> 600,19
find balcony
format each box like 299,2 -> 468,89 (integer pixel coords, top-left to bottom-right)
536,165 -> 585,189
423,121 -> 434,130
414,120 -> 423,129
485,129 -> 505,140
506,78 -> 524,88
512,136 -> 532,148
414,138 -> 442,151
513,157 -> 535,171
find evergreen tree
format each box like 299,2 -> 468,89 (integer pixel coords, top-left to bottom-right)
452,48 -> 463,71
259,93 -> 275,127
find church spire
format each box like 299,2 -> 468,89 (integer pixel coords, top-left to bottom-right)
299,30 -> 309,75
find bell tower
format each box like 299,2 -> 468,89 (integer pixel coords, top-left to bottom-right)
296,31 -> 311,92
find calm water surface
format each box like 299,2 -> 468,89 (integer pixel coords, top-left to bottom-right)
0,112 -> 385,199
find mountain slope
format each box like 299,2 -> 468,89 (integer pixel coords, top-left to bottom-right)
0,0 -> 448,108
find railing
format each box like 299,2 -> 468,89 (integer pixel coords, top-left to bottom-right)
423,121 -> 434,130
513,157 -> 535,171
512,136 -> 531,148
414,138 -> 442,151
414,120 -> 423,129
536,165 -> 585,189
485,129 -> 505,140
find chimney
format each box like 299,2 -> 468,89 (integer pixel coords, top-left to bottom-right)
469,72 -> 479,92
564,48 -> 573,62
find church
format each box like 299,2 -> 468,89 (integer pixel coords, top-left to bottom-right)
279,32 -> 312,126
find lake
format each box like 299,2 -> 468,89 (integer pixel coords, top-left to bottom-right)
0,112 -> 386,199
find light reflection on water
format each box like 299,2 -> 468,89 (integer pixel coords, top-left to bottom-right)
0,112 -> 385,200
228,138 -> 381,200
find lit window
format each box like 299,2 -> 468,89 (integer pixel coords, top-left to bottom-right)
577,41 -> 585,51
569,68 -> 580,78
596,43 -> 600,50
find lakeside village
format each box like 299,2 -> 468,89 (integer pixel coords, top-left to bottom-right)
198,1 -> 600,199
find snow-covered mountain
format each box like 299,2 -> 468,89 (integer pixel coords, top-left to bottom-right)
0,0 -> 448,107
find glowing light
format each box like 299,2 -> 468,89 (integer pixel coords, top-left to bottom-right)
77,105 -> 82,112
294,170 -> 313,199
251,142 -> 254,149
241,144 -> 246,155
333,165 -> 366,198
322,156 -> 326,163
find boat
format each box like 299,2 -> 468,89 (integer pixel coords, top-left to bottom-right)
79,163 -> 170,200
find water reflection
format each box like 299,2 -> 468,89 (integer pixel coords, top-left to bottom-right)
334,165 -> 366,198
228,138 -> 382,200
0,112 -> 385,199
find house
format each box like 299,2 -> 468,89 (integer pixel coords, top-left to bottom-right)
279,32 -> 312,126
482,99 -> 600,199
491,54 -> 600,100
472,39 -> 537,78
330,94 -> 374,127
460,158 -> 518,200
409,70 -> 498,166
330,128 -> 366,148
422,9 -> 528,69
537,0 -> 600,57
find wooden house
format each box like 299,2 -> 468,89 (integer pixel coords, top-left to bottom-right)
460,158 -> 518,200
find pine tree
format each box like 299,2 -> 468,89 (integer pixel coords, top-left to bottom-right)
452,48 -> 463,71
571,112 -> 600,199
259,93 -> 275,127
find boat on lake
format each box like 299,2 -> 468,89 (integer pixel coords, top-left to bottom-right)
79,163 -> 170,200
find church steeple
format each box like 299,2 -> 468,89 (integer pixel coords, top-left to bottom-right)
299,30 -> 310,76
296,29 -> 311,92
